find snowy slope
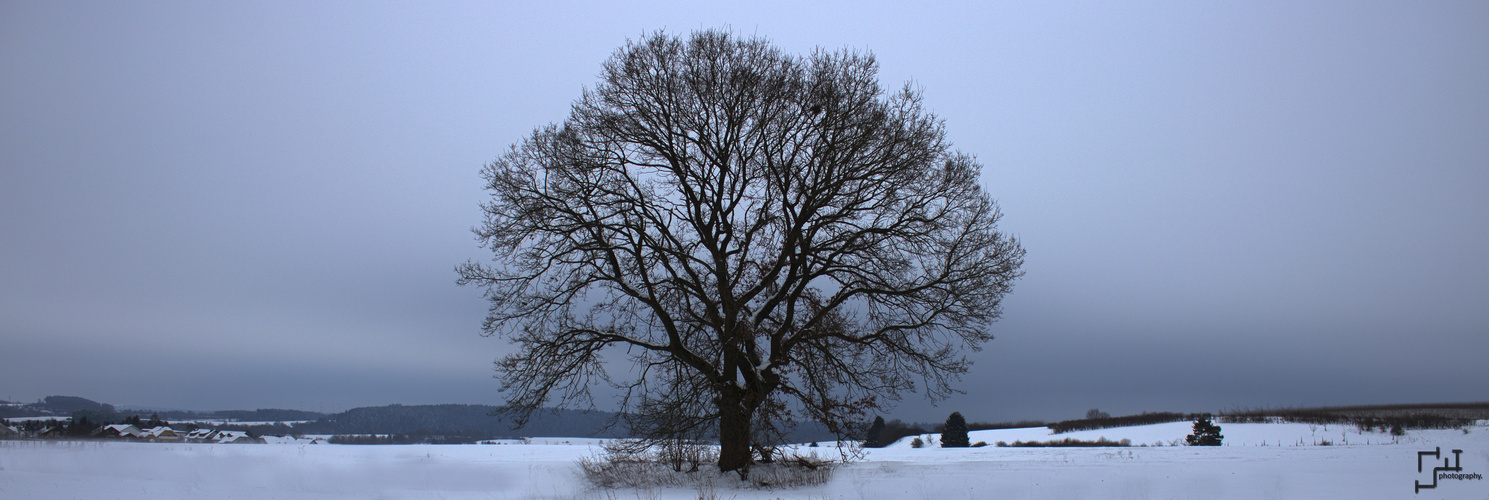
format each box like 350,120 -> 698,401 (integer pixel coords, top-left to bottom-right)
876,420 -> 1434,449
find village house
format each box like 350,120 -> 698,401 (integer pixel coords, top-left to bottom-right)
1,418 -> 283,444
211,430 -> 265,444
141,426 -> 179,441
93,424 -> 143,439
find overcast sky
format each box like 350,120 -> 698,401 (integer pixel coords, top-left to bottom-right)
2,1 -> 1485,423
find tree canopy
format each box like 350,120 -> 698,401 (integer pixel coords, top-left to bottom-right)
458,29 -> 1024,473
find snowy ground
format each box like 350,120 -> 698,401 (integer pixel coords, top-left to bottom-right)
2,421 -> 1486,499
182,420 -> 316,427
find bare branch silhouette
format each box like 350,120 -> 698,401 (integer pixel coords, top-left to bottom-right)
458,29 -> 1024,474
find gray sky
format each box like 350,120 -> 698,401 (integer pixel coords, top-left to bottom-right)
2,1 -> 1485,423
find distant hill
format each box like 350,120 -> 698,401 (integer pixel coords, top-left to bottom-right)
0,395 -> 115,419
42,396 -> 113,413
286,404 -> 627,439
1,395 -> 840,442
0,396 -> 325,423
209,409 -> 326,422
0,395 -> 626,439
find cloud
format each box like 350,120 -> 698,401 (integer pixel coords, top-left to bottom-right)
2,1 -> 1486,420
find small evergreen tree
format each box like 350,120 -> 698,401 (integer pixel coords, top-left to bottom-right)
941,412 -> 970,448
1186,416 -> 1223,446
864,416 -> 887,448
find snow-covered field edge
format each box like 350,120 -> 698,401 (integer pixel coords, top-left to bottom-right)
2,421 -> 1487,499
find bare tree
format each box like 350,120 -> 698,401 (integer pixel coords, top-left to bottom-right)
457,29 -> 1024,474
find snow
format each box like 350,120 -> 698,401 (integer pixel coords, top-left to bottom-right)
880,421 -> 1426,449
1,416 -> 71,423
2,422 -> 1486,499
185,420 -> 315,426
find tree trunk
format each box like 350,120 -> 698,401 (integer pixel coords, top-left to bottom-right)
716,391 -> 753,475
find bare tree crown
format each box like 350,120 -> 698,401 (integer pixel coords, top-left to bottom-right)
458,30 -> 1023,458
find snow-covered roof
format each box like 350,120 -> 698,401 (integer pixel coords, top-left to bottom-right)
103,424 -> 143,437
141,426 -> 179,438
211,430 -> 262,443
259,435 -> 321,445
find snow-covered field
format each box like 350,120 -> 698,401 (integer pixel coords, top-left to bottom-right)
3,421 -> 1486,499
183,420 -> 316,427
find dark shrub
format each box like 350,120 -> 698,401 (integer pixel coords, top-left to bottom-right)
871,419 -> 929,448
998,437 -> 1130,447
1048,412 -> 1198,434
